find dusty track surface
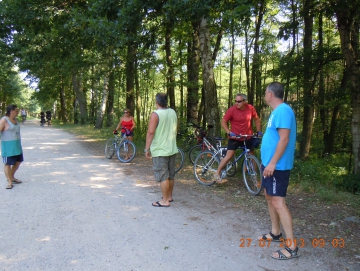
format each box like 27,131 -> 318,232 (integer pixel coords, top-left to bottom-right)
0,119 -> 359,271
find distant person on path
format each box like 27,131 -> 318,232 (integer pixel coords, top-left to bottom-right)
257,82 -> 299,260
21,108 -> 27,121
145,93 -> 178,207
0,104 -> 24,189
214,93 -> 262,184
115,108 -> 136,141
45,110 -> 52,125
40,111 -> 45,126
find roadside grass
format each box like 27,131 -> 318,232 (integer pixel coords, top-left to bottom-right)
54,122 -> 360,215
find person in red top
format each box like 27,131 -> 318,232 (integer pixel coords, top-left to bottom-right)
115,108 -> 136,141
215,93 -> 262,184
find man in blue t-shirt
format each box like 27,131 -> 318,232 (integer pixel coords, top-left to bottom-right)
258,82 -> 299,260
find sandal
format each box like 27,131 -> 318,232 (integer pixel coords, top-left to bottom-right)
271,246 -> 300,260
259,232 -> 283,242
12,179 -> 22,184
214,173 -> 227,184
6,184 -> 13,189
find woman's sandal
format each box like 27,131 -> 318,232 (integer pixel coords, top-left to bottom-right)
271,246 -> 300,260
259,232 -> 283,242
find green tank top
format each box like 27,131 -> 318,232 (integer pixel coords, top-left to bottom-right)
150,108 -> 178,157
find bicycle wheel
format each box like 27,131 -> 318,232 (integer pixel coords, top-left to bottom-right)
175,147 -> 185,173
193,150 -> 220,186
105,138 -> 116,159
117,141 -> 136,162
189,144 -> 204,164
242,154 -> 262,195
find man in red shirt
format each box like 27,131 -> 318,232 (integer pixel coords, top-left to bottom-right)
215,93 -> 262,184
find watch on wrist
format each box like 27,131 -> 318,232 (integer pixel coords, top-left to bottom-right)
144,148 -> 148,153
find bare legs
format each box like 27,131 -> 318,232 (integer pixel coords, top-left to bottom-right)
153,178 -> 174,207
4,162 -> 21,187
260,190 -> 296,258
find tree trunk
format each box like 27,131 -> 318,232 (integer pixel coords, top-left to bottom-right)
186,20 -> 201,124
135,58 -> 141,131
106,70 -> 115,128
199,17 -> 220,135
71,73 -> 88,124
228,29 -> 235,109
165,22 -> 175,109
299,0 -> 315,159
333,1 -> 360,173
126,42 -> 136,114
250,0 -> 265,105
59,78 -> 68,123
94,77 -> 108,129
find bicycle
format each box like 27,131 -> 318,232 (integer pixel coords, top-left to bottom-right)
21,115 -> 26,124
191,135 -> 237,177
180,122 -> 214,152
104,128 -> 136,163
193,134 -> 262,195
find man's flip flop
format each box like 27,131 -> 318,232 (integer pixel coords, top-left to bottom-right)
12,179 -> 22,184
6,185 -> 13,189
152,201 -> 170,207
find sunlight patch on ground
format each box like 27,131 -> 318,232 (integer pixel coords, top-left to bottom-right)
37,236 -> 51,242
89,184 -> 108,189
89,176 -> 109,182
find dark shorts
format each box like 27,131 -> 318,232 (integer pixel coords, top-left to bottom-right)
227,138 -> 259,151
152,154 -> 176,182
121,131 -> 134,137
261,165 -> 290,197
3,153 -> 24,165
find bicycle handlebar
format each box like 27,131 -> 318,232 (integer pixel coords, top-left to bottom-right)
228,133 -> 261,139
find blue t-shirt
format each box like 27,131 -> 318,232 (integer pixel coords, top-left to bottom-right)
260,103 -> 296,170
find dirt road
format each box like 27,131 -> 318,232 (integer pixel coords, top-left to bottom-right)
0,119 -> 358,270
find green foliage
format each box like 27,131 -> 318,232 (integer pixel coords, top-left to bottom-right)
292,153 -> 358,194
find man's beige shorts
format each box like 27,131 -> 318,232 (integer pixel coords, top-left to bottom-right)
152,154 -> 176,182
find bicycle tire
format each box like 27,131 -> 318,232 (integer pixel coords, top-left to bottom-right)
175,147 -> 185,173
105,138 -> 116,159
193,150 -> 220,186
117,140 -> 136,163
242,154 -> 262,195
189,144 -> 204,164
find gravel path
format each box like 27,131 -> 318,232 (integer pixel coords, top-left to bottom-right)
0,119 -> 357,271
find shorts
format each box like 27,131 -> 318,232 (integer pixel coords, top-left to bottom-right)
3,153 -> 24,165
121,131 -> 134,137
152,154 -> 176,182
261,165 -> 290,197
227,138 -> 259,151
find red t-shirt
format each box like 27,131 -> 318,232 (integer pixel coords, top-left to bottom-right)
223,104 -> 258,135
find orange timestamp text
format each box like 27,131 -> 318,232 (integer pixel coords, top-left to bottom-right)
239,237 -> 345,248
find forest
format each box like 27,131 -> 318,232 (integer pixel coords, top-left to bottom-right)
0,0 -> 359,192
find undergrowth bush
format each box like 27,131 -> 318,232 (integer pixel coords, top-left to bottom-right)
292,153 -> 359,194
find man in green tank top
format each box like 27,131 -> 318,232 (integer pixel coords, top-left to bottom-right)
145,93 -> 178,207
